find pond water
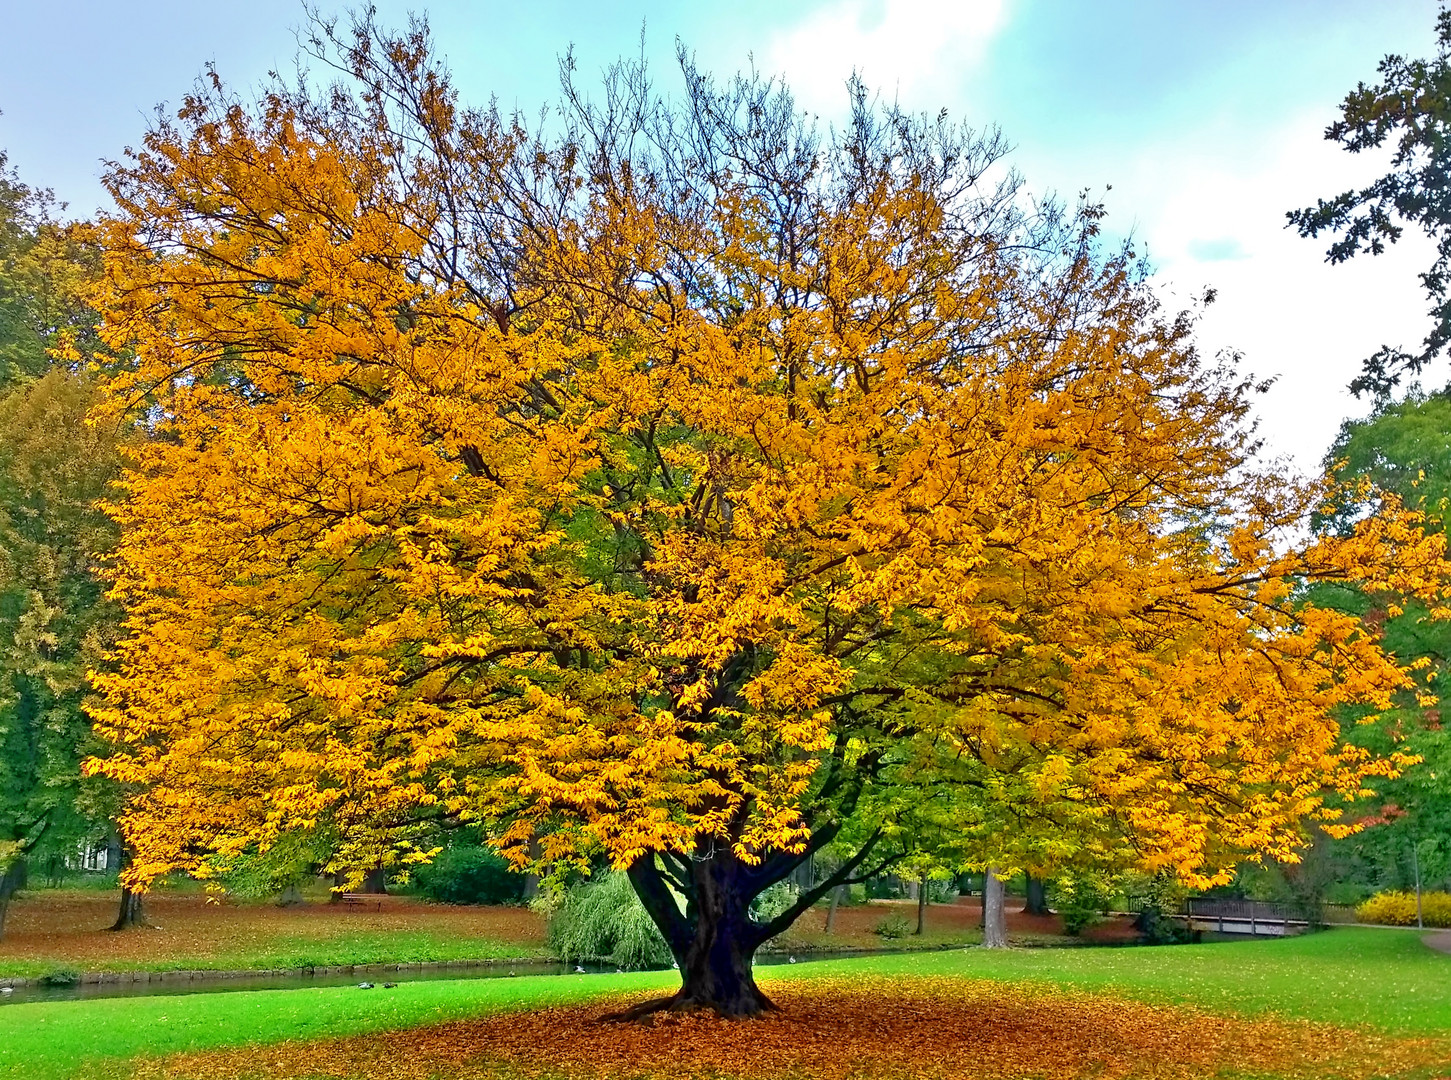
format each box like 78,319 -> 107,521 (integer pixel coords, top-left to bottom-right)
0,950 -> 859,1007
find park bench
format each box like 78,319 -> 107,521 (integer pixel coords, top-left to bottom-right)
338,892 -> 384,911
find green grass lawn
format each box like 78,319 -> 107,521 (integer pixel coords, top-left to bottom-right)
0,933 -> 552,981
193,930 -> 552,973
1,928 -> 1444,1080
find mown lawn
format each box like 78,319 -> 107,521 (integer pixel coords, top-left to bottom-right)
1,928 -> 1445,1080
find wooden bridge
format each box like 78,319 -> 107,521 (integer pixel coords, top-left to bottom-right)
1178,899 -> 1357,937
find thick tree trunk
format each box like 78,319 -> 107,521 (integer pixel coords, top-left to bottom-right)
618,823 -> 893,1018
915,874 -> 928,935
110,886 -> 147,930
618,850 -> 776,1019
824,884 -> 843,935
673,904 -> 772,1016
982,866 -> 1008,948
1022,874 -> 1048,916
361,866 -> 388,894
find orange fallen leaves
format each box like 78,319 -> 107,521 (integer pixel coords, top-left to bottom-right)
132,976 -> 1450,1080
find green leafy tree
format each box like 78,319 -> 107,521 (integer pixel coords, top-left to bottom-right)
1290,4 -> 1451,397
1320,393 -> 1451,895
0,151 -> 119,936
0,150 -> 98,391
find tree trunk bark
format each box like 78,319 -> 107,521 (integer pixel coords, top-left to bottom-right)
522,836 -> 542,900
983,866 -> 1008,948
618,850 -> 775,1019
1022,874 -> 1048,916
361,867 -> 387,894
915,874 -> 928,934
110,886 -> 147,930
0,857 -> 26,941
824,884 -> 843,935
673,904 -> 772,1017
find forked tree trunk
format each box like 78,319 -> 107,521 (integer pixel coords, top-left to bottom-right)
1022,874 -> 1049,916
618,852 -> 775,1018
824,884 -> 843,935
110,886 -> 147,930
619,826 -> 893,1018
983,866 -> 1008,948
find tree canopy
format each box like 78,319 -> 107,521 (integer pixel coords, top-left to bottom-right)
85,15 -> 1451,1015
0,151 -> 98,391
1289,2 -> 1451,398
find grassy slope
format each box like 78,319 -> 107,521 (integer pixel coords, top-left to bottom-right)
2,928 -> 1445,1080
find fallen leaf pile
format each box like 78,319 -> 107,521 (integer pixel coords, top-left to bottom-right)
130,976 -> 1451,1080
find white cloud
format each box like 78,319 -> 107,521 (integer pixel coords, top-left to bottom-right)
760,0 -> 1010,114
750,3 -> 1430,479
1094,116 -> 1435,476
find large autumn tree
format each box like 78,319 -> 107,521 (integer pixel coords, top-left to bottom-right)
88,16 -> 1451,1015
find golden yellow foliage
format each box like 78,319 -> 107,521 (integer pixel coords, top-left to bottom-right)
80,17 -> 1451,1002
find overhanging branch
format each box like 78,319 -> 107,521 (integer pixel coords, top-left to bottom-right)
759,826 -> 890,940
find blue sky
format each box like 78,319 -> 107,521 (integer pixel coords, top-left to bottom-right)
0,0 -> 1439,471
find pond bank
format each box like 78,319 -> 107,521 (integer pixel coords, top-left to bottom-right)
0,947 -> 917,1005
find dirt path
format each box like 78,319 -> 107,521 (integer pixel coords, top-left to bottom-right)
1422,930 -> 1451,954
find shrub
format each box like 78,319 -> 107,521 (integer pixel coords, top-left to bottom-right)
874,912 -> 911,939
926,877 -> 959,903
751,880 -> 799,923
1357,890 -> 1451,927
1049,873 -> 1116,936
413,845 -> 526,906
548,870 -> 672,970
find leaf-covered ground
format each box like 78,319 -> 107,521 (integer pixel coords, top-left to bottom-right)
122,976 -> 1451,1080
0,891 -> 549,976
0,891 -> 1112,977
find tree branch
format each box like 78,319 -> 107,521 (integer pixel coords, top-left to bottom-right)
625,854 -> 692,957
758,827 -> 888,940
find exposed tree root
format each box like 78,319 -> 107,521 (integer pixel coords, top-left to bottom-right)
601,989 -> 778,1023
